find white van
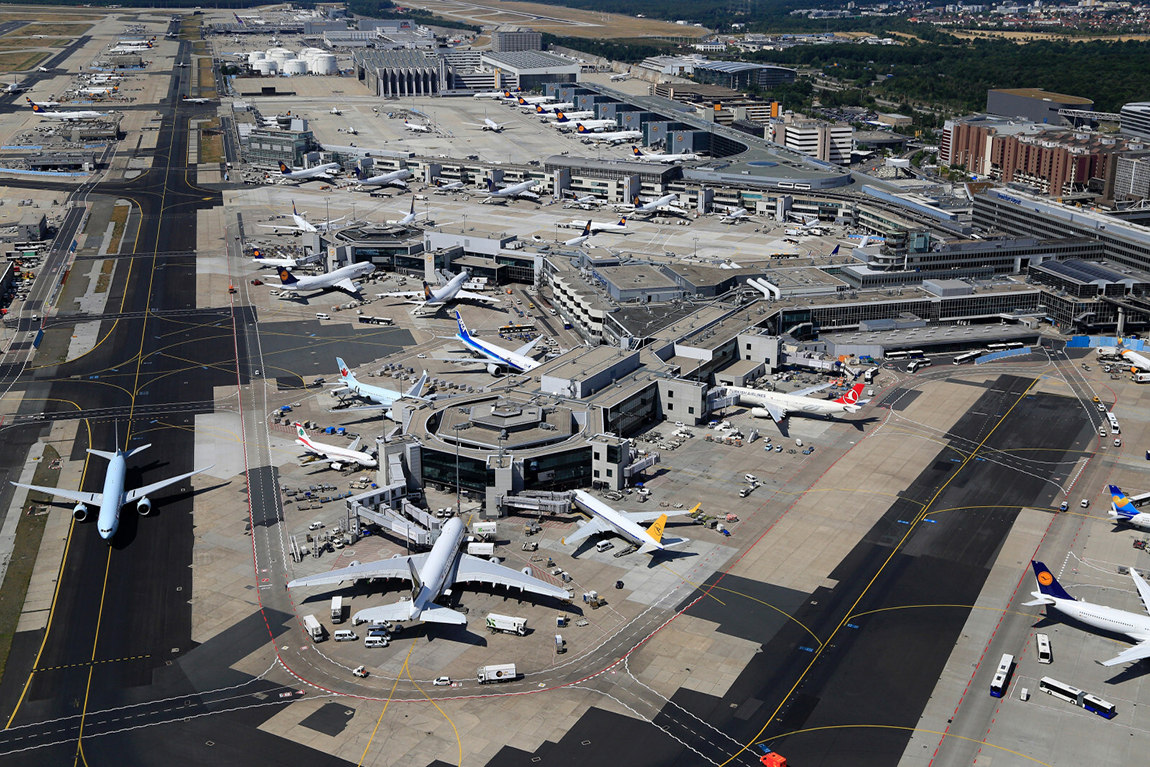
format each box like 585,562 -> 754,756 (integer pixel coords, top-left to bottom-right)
316,312 -> 330,320
333,629 -> 357,642
364,635 -> 389,648
595,541 -> 614,553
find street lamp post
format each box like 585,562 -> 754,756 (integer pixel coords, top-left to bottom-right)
453,423 -> 465,515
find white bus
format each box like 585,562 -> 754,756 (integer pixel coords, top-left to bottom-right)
1036,633 -> 1052,664
1039,676 -> 1083,706
885,349 -> 925,360
988,342 -> 1025,350
907,358 -> 933,373
990,653 -> 1014,698
1107,412 -> 1120,433
1082,692 -> 1118,719
953,350 -> 983,365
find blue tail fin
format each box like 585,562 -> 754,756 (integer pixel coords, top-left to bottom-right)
1110,485 -> 1139,518
454,311 -> 470,339
336,357 -> 352,380
830,245 -> 840,256
278,269 -> 299,285
1031,561 -> 1075,601
485,178 -> 495,192
279,161 -> 291,174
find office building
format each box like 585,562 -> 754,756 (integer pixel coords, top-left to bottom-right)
241,126 -> 315,168
1121,102 -> 1150,141
989,129 -> 1133,197
491,27 -> 542,53
1115,151 -> 1150,202
691,60 -> 796,91
770,118 -> 852,166
986,88 -> 1093,126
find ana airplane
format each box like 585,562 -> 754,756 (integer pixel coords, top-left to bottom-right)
719,208 -> 749,224
294,422 -> 377,469
403,119 -> 431,133
28,101 -> 109,121
11,438 -> 211,542
258,201 -> 345,234
1024,560 -> 1150,667
453,311 -> 541,375
1109,484 -> 1150,530
553,113 -> 613,130
480,178 -> 539,202
181,95 -> 210,105
563,221 -> 593,248
630,194 -> 683,215
287,516 -> 569,627
333,358 -> 428,417
577,125 -> 643,144
277,160 -> 341,181
276,261 -> 376,296
386,197 -> 428,226
329,106 -> 342,115
384,269 -> 498,309
727,382 -> 865,425
561,217 -> 628,233
563,491 -> 691,554
466,117 -> 512,132
352,166 -> 412,189
630,145 -> 700,163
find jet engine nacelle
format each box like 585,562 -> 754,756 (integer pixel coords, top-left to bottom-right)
487,363 -> 501,376
749,407 -> 774,420
137,496 -> 152,515
73,503 -> 89,521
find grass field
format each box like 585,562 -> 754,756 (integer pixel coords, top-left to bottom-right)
0,445 -> 60,688
0,50 -> 46,72
94,259 -> 113,293
951,28 -> 1150,42
15,22 -> 92,37
200,118 -> 223,164
0,11 -> 102,22
107,203 -> 130,254
0,38 -> 66,50
180,15 -> 201,41
401,0 -> 710,38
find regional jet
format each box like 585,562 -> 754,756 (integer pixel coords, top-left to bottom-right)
726,382 -> 865,425
332,358 -> 428,418
257,201 -> 345,234
12,440 -> 211,541
479,178 -> 539,202
563,491 -> 691,554
277,160 -> 341,181
1109,485 -> 1150,530
452,311 -> 541,375
630,146 -> 699,163
384,269 -> 499,309
276,261 -> 376,296
352,166 -> 412,189
1024,560 -> 1150,667
294,423 -> 377,469
287,516 -> 570,627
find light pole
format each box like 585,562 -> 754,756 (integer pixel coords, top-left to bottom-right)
453,423 -> 465,515
693,237 -> 699,259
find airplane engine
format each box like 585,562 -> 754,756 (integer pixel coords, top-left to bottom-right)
137,496 -> 152,515
73,503 -> 89,521
749,408 -> 773,419
487,363 -> 501,376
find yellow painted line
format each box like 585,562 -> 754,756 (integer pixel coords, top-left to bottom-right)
35,654 -> 151,672
406,661 -> 462,767
358,641 -> 415,767
74,544 -> 111,767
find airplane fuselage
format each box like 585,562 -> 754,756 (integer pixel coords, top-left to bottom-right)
412,517 -> 466,616
727,386 -> 859,418
1041,594 -> 1150,643
572,491 -> 662,551
97,453 -> 128,539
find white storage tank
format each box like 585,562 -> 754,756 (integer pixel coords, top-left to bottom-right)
309,53 -> 337,75
253,59 -> 278,76
266,48 -> 293,64
282,59 -> 308,76
247,51 -> 267,66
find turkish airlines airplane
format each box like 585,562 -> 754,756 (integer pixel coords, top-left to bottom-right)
727,382 -> 865,424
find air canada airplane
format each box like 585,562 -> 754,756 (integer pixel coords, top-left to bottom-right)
287,516 -> 569,627
332,358 -> 428,418
12,440 -> 211,541
726,382 -> 865,425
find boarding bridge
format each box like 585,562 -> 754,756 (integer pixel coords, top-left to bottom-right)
623,452 -> 659,478
783,352 -> 840,373
345,482 -> 440,548
499,490 -> 574,516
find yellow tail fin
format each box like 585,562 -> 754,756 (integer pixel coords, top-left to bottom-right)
646,514 -> 667,544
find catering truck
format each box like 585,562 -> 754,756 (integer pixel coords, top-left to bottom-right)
330,595 -> 344,624
303,614 -> 324,641
485,613 -> 527,636
476,663 -> 517,684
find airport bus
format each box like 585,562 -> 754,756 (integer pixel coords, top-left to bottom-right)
884,349 -> 924,360
1039,676 -> 1084,706
906,358 -> 932,374
1082,692 -> 1118,720
989,653 -> 1014,698
1036,633 -> 1052,664
953,350 -> 982,365
987,342 -> 1026,350
863,366 -> 880,384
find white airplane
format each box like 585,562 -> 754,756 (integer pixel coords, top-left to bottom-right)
333,357 -> 428,417
257,201 -> 345,234
433,179 -> 464,193
630,145 -> 700,163
28,101 -> 109,121
563,221 -> 593,247
577,125 -> 643,144
1118,349 -> 1150,373
563,491 -> 691,554
466,117 -> 512,132
540,107 -> 594,122
11,438 -> 211,542
719,208 -> 750,224
728,382 -> 865,425
561,216 -> 628,233
277,160 -> 341,181
384,269 -> 498,308
1109,485 -> 1150,530
275,261 -> 375,296
403,119 -> 431,133
294,422 -> 377,469
251,251 -> 316,270
473,90 -> 507,99
181,95 -> 210,105
553,113 -> 611,129
352,166 -> 412,189
527,101 -> 574,113
36,66 -> 50,73
25,96 -> 60,108
287,516 -> 569,627
453,311 -> 541,375
177,62 -> 188,68
79,85 -> 118,96
1024,560 -> 1150,667
345,125 -> 358,135
329,106 -> 342,115
610,72 -> 630,82
506,91 -> 550,104
630,194 -> 684,215
480,178 -> 539,202
386,197 -> 428,226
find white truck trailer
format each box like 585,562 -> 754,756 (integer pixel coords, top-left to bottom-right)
303,614 -> 324,641
485,613 -> 527,636
476,663 -> 517,684
331,595 -> 344,623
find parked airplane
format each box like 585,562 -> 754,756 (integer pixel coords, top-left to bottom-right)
258,201 -> 345,234
25,96 -> 59,107
577,125 -> 641,144
563,190 -> 602,208
287,516 -> 569,627
630,194 -> 684,215
352,166 -> 412,189
563,491 -> 691,554
728,382 -> 865,425
553,114 -> 613,130
473,90 -> 507,99
181,95 -> 210,104
540,107 -> 594,122
329,106 -> 342,115
277,160 -> 341,181
1024,560 -> 1150,667
386,198 -> 428,226
479,178 -> 539,202
1109,484 -> 1150,530
433,179 -> 464,192
345,125 -> 358,135
28,101 -> 108,121
1118,349 -> 1150,373
631,145 -> 700,163
403,119 -> 431,133
333,358 -> 428,417
465,117 -> 512,132
79,85 -> 118,96
609,72 -> 631,82
12,439 -> 211,541
251,250 -> 318,270
276,261 -> 375,296
453,311 -> 541,374
564,221 -> 593,247
561,216 -> 627,233
719,208 -> 749,224
384,269 -> 498,308
519,97 -> 571,111
506,91 -> 550,104
294,423 -> 377,469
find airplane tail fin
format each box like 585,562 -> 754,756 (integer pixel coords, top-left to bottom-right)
485,178 -> 496,193
632,146 -> 642,156
646,513 -> 668,544
86,449 -> 118,461
1110,484 -> 1140,519
835,383 -> 865,405
1030,560 -> 1075,601
278,268 -> 299,285
830,244 -> 840,256
581,220 -> 592,237
422,281 -> 434,300
454,310 -> 471,340
293,422 -> 310,444
556,111 -> 568,122
336,357 -> 353,382
406,370 -> 430,400
618,217 -> 627,226
407,556 -> 422,600
278,161 -> 291,174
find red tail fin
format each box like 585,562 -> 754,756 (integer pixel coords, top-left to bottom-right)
835,383 -> 864,404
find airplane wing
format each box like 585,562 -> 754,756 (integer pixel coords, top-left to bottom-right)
333,278 -> 360,294
562,517 -> 610,546
11,482 -> 101,506
123,466 -> 213,504
1097,640 -> 1150,667
755,402 -> 786,423
792,382 -> 834,398
453,554 -> 570,600
514,335 -> 544,357
519,190 -> 540,200
623,510 -> 678,524
381,290 -> 424,299
351,601 -> 414,625
289,554 -> 429,589
454,290 -> 499,305
1130,568 -> 1150,614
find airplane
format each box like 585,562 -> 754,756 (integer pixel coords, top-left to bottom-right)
11,438 -> 212,542
563,220 -> 593,247
631,145 -> 700,163
352,166 -> 412,189
277,160 -> 341,181
386,197 -> 428,226
25,96 -> 60,108
345,125 -> 358,135
329,106 -> 342,115
719,208 -> 750,224
526,100 -> 574,113
433,179 -> 464,192
79,85 -> 118,97
177,62 -> 188,68
294,422 -> 377,469
630,194 -> 684,216
561,216 -> 627,233
610,72 -> 631,82
333,358 -> 428,418
286,515 -> 570,627
453,311 -> 541,375
251,251 -> 317,270
181,95 -> 210,105
577,125 -> 643,144
276,261 -> 376,296
727,382 -> 865,425
36,66 -> 50,73
1118,349 -> 1150,373
537,106 -> 593,121
1108,484 -> 1150,530
473,90 -> 507,99
1023,560 -> 1150,667
554,115 -> 614,130
403,119 -> 431,133
383,269 -> 499,308
28,101 -> 109,121
563,190 -> 602,208
257,201 -> 345,234
506,92 -> 550,104
465,117 -> 512,132
479,178 -> 539,202
563,491 -> 691,554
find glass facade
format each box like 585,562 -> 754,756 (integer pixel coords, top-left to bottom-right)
421,448 -> 488,494
522,448 -> 592,490
604,387 -> 657,436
